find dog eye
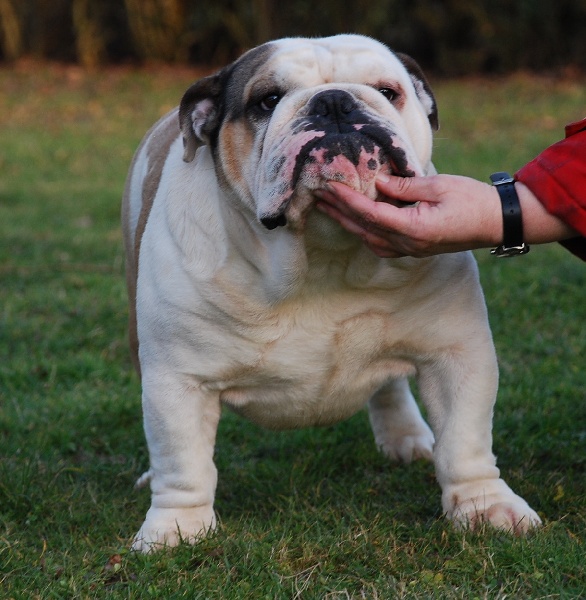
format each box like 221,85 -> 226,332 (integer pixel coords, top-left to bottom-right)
259,93 -> 282,111
378,88 -> 399,102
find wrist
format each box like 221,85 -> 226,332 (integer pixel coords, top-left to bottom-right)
489,172 -> 530,257
486,186 -> 505,246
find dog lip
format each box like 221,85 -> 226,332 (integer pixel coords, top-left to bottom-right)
290,126 -> 415,190
386,162 -> 416,179
259,125 -> 415,230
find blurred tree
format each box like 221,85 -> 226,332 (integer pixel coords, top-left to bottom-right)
73,0 -> 107,67
411,0 -> 495,74
31,0 -> 75,61
0,0 -> 584,74
0,0 -> 23,60
253,0 -> 273,44
124,0 -> 188,62
184,0 -> 271,65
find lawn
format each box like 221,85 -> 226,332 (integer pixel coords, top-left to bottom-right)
0,62 -> 585,599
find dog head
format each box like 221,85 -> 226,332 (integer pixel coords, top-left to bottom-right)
179,34 -> 438,231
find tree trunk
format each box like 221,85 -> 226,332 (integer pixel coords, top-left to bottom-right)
253,0 -> 273,45
123,0 -> 187,62
0,0 -> 23,60
73,0 -> 107,67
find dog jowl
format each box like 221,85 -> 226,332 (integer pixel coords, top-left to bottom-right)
122,34 -> 540,552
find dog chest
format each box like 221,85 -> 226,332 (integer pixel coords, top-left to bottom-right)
206,303 -> 419,429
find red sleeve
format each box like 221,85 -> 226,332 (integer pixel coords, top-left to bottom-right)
515,118 -> 586,261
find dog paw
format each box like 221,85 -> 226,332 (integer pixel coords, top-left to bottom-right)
446,486 -> 542,535
376,426 -> 435,464
131,505 -> 216,553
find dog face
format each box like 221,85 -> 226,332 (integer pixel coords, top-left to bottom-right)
179,35 -> 438,232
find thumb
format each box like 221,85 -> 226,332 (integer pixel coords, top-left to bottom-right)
375,174 -> 432,203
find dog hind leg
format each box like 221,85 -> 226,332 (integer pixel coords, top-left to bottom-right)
367,377 -> 435,463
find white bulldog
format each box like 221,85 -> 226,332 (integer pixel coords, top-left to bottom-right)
122,34 -> 541,552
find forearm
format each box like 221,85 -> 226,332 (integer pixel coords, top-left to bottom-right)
514,181 -> 579,244
404,175 -> 580,248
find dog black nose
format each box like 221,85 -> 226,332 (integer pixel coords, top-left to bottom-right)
308,90 -> 358,120
260,213 -> 287,230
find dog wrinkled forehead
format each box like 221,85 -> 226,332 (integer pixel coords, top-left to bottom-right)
233,35 -> 409,107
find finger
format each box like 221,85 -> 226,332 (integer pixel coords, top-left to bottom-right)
318,194 -> 392,240
317,185 -> 382,230
316,200 -> 403,255
326,181 -> 379,214
375,174 -> 426,203
316,199 -> 372,237
364,240 -> 405,259
326,181 -> 418,234
314,188 -> 353,216
324,182 -> 396,226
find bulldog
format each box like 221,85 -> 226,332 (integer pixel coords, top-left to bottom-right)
122,34 -> 541,552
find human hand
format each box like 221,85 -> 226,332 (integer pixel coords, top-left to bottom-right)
315,173 -> 578,258
315,173 -> 502,257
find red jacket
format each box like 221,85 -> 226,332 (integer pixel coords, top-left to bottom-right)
515,117 -> 586,261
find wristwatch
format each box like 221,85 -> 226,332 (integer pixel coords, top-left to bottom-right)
489,172 -> 530,257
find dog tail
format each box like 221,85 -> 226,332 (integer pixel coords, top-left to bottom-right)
134,469 -> 152,490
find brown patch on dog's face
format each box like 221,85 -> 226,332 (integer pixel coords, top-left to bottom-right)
214,120 -> 257,210
179,42 -> 275,161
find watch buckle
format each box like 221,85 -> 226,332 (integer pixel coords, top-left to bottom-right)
490,243 -> 531,257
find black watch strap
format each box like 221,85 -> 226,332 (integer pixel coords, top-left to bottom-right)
490,172 -> 530,257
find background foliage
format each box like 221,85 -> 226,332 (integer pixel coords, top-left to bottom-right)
1,0 -> 586,74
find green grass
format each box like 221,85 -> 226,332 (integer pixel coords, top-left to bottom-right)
1,63 -> 585,598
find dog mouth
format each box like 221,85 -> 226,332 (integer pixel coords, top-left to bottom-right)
259,127 -> 416,230
293,127 -> 415,184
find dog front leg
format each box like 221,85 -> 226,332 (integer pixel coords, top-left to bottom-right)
132,371 -> 221,553
418,347 -> 541,535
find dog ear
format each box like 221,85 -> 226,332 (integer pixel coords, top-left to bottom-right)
179,69 -> 228,162
396,53 -> 439,131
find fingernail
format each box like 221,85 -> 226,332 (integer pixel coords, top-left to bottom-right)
315,182 -> 335,198
376,173 -> 390,183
